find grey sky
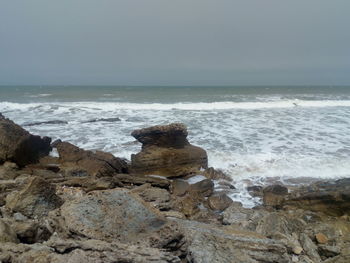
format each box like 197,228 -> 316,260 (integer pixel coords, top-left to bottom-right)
0,0 -> 349,85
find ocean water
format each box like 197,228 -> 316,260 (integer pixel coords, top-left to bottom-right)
1,86 -> 350,207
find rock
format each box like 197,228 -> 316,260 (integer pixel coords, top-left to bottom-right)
59,188 -> 181,246
283,178 -> 350,216
0,219 -> 19,243
0,237 -> 182,263
171,195 -> 200,218
263,184 -> 288,208
130,123 -> 208,177
84,117 -> 121,123
23,120 -> 68,126
318,245 -> 341,258
0,113 -> 52,166
247,185 -> 263,197
54,141 -> 128,176
189,179 -> 214,198
315,232 -> 328,244
202,167 -> 232,181
5,176 -> 63,218
300,233 -> 322,262
171,179 -> 190,196
207,193 -> 233,211
135,185 -> 171,210
222,202 -> 255,226
173,218 -> 291,263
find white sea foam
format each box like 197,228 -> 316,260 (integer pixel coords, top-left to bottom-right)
2,99 -> 350,112
1,99 -> 350,207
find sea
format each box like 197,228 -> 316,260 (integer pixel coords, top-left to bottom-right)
1,85 -> 350,207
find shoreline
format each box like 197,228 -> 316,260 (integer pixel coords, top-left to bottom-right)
0,113 -> 349,262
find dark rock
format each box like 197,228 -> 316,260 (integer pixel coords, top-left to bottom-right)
23,120 -> 68,126
130,123 -> 208,177
5,176 -> 63,218
263,184 -> 288,208
83,117 -> 121,123
54,141 -> 128,176
247,185 -> 263,197
207,193 -> 233,211
0,113 -> 52,166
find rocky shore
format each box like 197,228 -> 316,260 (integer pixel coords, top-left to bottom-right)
0,113 -> 349,263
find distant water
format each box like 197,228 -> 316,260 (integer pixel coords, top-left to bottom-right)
1,85 -> 350,207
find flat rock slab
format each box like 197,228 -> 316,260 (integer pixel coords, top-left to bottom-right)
60,188 -> 167,242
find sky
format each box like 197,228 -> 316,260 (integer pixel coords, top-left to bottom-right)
0,0 -> 350,85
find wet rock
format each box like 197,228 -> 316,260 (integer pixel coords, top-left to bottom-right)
54,141 -> 128,176
5,176 -> 63,218
171,179 -> 190,196
202,167 -> 232,181
0,113 -> 52,166
130,123 -> 208,177
23,120 -> 68,126
207,193 -> 233,211
0,219 -> 19,243
84,117 -> 121,123
283,178 -> 350,216
247,185 -> 263,197
263,184 -> 288,208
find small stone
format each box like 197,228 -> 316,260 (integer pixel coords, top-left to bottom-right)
207,193 -> 233,211
315,233 -> 328,244
293,246 -> 303,255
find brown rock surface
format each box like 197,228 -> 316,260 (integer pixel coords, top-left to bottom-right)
130,123 -> 208,177
54,141 -> 128,177
263,184 -> 288,208
5,176 -> 63,218
208,193 -> 233,211
283,178 -> 350,216
0,113 -> 51,166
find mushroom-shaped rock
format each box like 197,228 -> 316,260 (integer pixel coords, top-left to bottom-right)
130,123 -> 208,178
0,113 -> 52,166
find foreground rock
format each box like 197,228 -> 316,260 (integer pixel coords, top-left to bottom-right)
55,188 -> 186,253
130,123 -> 208,177
174,219 -> 291,263
54,140 -> 128,177
5,176 -> 63,218
0,113 -> 51,166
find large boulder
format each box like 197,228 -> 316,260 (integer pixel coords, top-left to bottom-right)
58,188 -> 185,249
130,123 -> 208,178
54,141 -> 128,177
5,176 -> 63,218
0,113 -> 51,166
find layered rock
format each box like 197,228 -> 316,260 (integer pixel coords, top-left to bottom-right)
54,140 -> 128,177
0,113 -> 51,166
130,123 -> 208,177
283,178 -> 350,216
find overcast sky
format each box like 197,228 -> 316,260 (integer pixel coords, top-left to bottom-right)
0,0 -> 349,85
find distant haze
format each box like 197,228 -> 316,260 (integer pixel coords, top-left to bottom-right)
1,0 -> 349,85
